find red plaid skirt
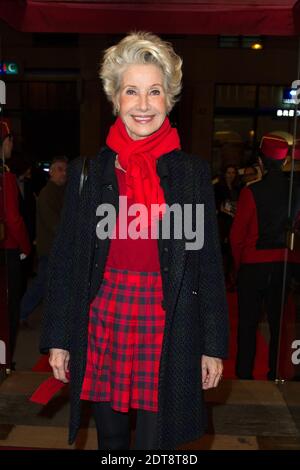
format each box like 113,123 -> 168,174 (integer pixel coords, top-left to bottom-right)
80,267 -> 165,412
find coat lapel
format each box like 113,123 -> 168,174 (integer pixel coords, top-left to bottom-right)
88,148 -> 119,300
90,147 -> 119,216
157,152 -> 193,321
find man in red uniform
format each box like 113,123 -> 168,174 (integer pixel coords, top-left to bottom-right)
230,134 -> 289,380
0,118 -> 30,369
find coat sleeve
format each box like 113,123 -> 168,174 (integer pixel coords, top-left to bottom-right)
40,158 -> 82,353
195,159 -> 229,359
37,189 -> 62,240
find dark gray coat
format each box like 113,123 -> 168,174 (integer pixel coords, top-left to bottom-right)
40,147 -> 229,449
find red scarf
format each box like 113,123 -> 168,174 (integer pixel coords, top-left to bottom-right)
106,117 -> 180,216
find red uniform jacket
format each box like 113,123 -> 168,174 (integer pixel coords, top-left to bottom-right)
0,171 -> 31,255
230,185 -> 287,272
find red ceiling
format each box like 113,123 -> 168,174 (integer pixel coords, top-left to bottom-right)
0,0 -> 300,35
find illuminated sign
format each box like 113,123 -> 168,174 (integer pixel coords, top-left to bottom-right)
0,62 -> 18,75
276,109 -> 300,117
283,88 -> 296,104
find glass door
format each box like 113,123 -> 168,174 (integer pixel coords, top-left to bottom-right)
277,42 -> 300,381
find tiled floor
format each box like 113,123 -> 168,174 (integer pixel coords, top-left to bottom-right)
0,371 -> 300,450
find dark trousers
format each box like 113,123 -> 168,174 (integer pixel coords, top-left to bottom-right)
236,262 -> 287,380
92,402 -> 158,450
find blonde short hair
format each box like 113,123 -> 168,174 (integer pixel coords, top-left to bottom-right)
100,31 -> 183,114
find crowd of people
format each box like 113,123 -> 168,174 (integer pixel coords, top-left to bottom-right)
215,134 -> 300,381
0,118 -> 68,369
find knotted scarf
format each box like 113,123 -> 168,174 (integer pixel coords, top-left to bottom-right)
106,116 -> 180,223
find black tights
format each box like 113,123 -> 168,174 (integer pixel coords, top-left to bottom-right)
92,402 -> 158,450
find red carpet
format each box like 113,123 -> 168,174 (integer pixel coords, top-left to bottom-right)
32,355 -> 52,372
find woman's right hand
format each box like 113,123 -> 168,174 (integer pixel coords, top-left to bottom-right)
49,348 -> 70,383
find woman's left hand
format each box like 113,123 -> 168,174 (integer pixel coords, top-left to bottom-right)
201,355 -> 223,390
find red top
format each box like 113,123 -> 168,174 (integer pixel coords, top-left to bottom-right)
230,186 -> 287,271
106,168 -> 161,272
0,171 -> 31,255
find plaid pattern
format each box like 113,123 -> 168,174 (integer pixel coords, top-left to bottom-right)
80,267 -> 165,412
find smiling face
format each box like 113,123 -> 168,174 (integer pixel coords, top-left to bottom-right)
116,64 -> 168,140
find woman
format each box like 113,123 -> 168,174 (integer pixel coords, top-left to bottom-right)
40,32 -> 228,450
214,165 -> 240,218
